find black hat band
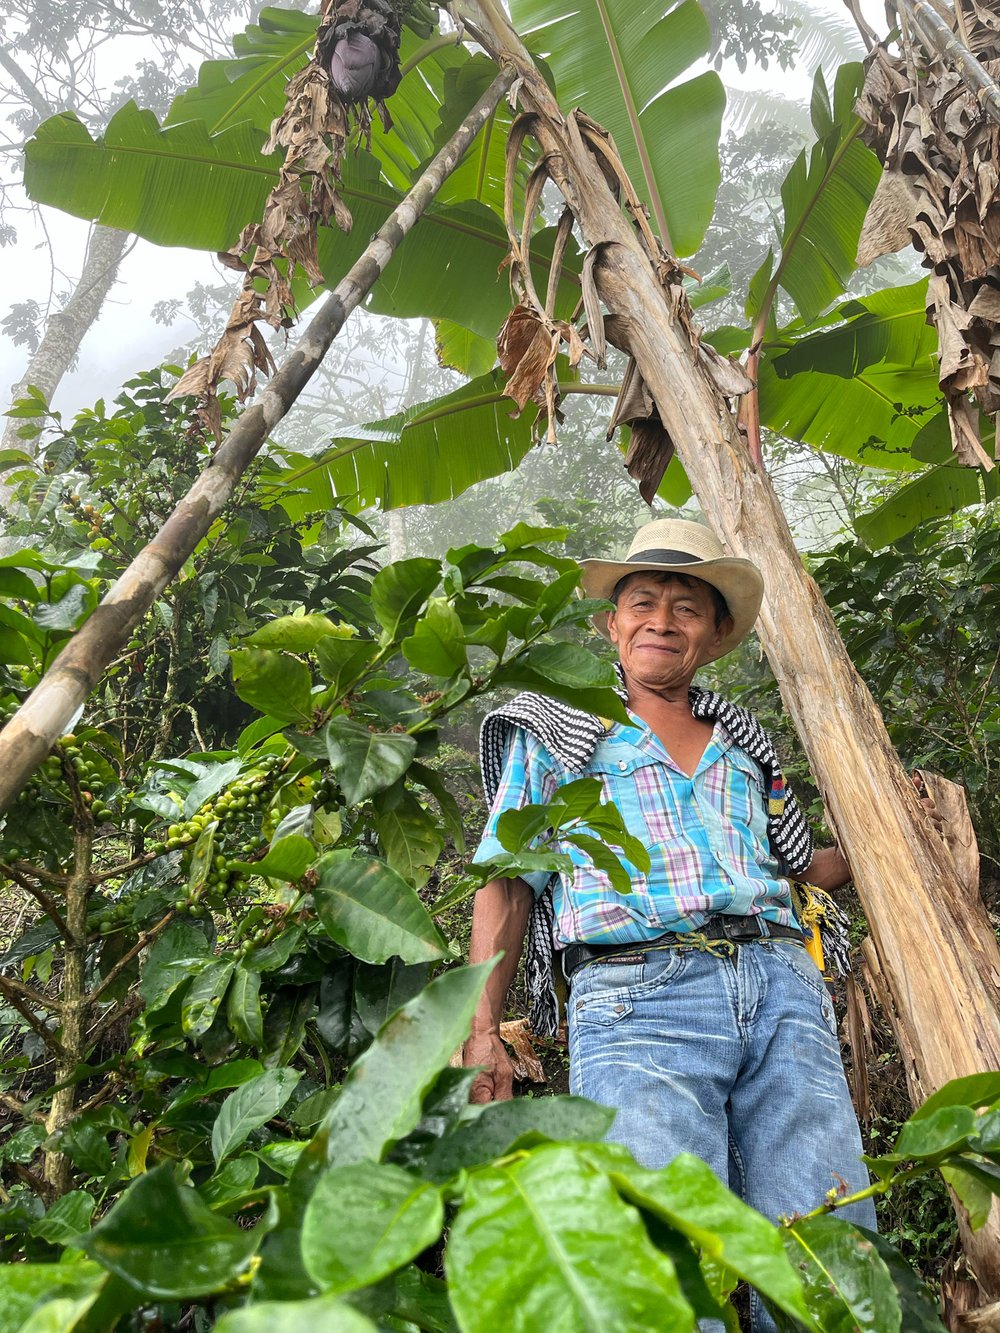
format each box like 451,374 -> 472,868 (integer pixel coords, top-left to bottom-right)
627,547 -> 704,565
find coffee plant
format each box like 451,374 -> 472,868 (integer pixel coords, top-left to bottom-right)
0,376 -> 997,1330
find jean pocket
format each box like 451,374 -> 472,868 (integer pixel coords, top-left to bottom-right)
769,938 -> 826,996
571,987 -> 634,1025
769,940 -> 838,1037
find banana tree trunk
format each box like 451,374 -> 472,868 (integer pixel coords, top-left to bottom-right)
462,2 -> 1000,1294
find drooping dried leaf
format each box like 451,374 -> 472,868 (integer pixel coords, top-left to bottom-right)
169,0 -> 407,439
856,31 -> 1000,469
605,356 -> 675,504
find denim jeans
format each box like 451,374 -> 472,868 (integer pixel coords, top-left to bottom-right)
567,937 -> 876,1333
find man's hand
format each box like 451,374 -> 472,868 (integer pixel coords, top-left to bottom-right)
464,1031 -> 515,1104
463,876 -> 533,1105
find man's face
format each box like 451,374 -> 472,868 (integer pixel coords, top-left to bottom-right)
607,573 -> 732,691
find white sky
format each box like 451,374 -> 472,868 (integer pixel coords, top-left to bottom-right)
0,0 -> 889,421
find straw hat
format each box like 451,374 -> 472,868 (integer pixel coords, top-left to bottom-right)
579,518 -> 763,660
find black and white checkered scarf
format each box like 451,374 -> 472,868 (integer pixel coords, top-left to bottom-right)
479,675 -> 822,1037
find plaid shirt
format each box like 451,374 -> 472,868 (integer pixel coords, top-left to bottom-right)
475,716 -> 800,947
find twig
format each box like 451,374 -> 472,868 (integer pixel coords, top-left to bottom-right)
0,973 -> 59,1013
0,864 -> 69,938
0,979 -> 68,1060
0,1090 -> 45,1124
88,910 -> 176,1005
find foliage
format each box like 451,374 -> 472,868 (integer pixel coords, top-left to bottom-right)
812,513 -> 1000,874
0,376 -> 992,1325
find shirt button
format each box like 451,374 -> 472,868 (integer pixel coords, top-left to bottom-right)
618,760 -> 628,771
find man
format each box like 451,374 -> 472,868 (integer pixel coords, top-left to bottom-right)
464,519 -> 875,1326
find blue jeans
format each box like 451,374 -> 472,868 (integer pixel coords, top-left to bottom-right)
567,937 -> 876,1332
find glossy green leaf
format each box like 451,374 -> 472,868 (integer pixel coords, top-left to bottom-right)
214,1296 -> 378,1332
186,821 -> 217,895
941,1162 -> 996,1231
852,1228 -> 945,1332
434,319 -> 497,378
582,1146 -> 813,1326
273,372 -> 539,516
448,1143 -> 695,1332
493,645 -> 631,724
212,1068 -> 302,1164
894,1105 -> 977,1159
370,559 -> 441,639
372,792 -> 445,889
421,1096 -> 615,1183
25,105 -> 278,251
23,111 -> 555,341
782,1214 -> 900,1333
512,0 -> 723,256
139,921 -> 211,1012
401,598 -> 468,677
758,353 -> 933,470
352,959 -> 432,1039
80,1164 -> 259,1298
913,1073 -> 1000,1120
232,834 -> 315,881
164,7 -> 318,133
231,648 -> 313,725
317,960 -> 493,1166
162,1060 -> 265,1116
312,850 -> 448,965
201,1155 -> 261,1209
409,763 -> 465,854
247,614 -> 350,652
301,1162 -> 443,1293
323,717 -> 417,806
0,1265 -> 104,1330
182,957 -> 236,1037
313,638 -> 378,698
30,1192 -> 95,1246
227,968 -> 264,1047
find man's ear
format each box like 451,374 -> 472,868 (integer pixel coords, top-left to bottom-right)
607,608 -> 619,645
715,614 -> 734,647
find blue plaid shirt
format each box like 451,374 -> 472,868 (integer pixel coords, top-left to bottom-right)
475,715 -> 800,947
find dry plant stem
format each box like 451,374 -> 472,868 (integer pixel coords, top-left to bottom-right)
0,66 -> 515,814
44,817 -> 92,1193
461,8 -> 1000,1294
902,0 -> 1000,125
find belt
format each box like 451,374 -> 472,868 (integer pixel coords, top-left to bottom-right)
562,915 -> 803,980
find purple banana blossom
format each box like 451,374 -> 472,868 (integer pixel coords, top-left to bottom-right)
328,30 -> 384,103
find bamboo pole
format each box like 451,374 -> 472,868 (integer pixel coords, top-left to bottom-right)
0,68 -> 514,808
456,4 -> 1000,1295
902,0 -> 1000,125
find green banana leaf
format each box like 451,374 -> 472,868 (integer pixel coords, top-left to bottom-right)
511,0 -> 725,257
760,280 -> 940,469
747,63 -> 881,327
855,463 -> 988,549
24,109 -> 577,341
164,6 -> 317,134
265,371 -> 542,515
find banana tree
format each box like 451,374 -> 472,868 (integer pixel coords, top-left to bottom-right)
11,0 -> 1000,1303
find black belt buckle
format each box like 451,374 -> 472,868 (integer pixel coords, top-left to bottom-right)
718,914 -> 764,943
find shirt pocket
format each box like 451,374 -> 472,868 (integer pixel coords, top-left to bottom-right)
584,739 -> 678,847
724,750 -> 770,847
